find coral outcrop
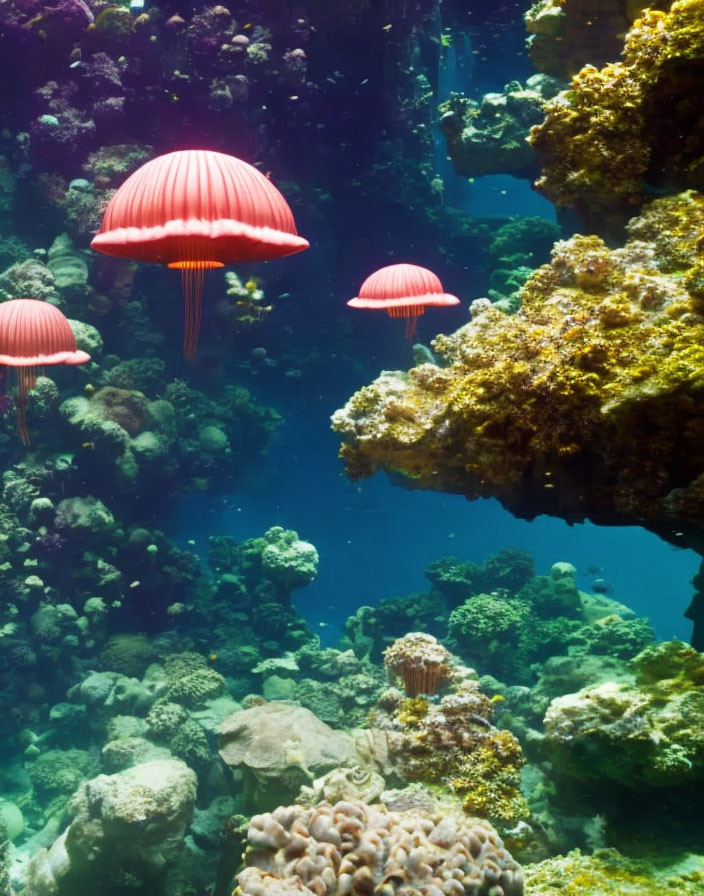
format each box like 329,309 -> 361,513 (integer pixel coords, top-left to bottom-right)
332,192 -> 704,556
440,75 -> 563,180
524,0 -> 665,78
524,848 -> 704,895
218,703 -> 358,811
530,0 -> 704,223
370,676 -> 529,828
543,641 -> 704,791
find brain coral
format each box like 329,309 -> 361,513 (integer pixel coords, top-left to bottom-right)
530,0 -> 704,221
239,798 -> 524,896
332,191 -> 704,556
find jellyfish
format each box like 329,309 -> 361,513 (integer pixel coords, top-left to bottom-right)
0,299 -> 90,446
347,263 -> 460,340
90,149 -> 309,359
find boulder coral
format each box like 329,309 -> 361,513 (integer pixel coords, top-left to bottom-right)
23,759 -> 196,896
439,75 -> 563,180
543,640 -> 704,791
332,192 -> 704,556
239,799 -> 524,896
530,0 -> 704,222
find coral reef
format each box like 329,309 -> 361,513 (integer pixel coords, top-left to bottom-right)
524,0 -> 666,78
332,192 -> 704,556
440,75 -> 563,180
543,640 -> 704,792
370,672 -> 529,829
530,0 -> 704,224
239,799 -> 524,896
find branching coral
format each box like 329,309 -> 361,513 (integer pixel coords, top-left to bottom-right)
332,191 -> 704,553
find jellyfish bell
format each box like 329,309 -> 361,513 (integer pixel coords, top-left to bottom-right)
90,149 -> 309,359
348,263 -> 460,340
0,298 -> 90,446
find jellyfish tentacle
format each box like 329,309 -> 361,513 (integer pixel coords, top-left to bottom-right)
182,265 -> 206,360
16,365 -> 37,447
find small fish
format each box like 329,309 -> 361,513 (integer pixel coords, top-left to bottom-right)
318,622 -> 328,628
243,22 -> 253,29
187,539 -> 196,546
490,695 -> 505,704
129,580 -> 140,589
81,441 -> 94,450
382,24 -> 392,31
591,578 -> 614,595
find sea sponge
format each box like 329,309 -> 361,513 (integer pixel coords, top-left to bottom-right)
239,799 -> 524,896
384,632 -> 451,697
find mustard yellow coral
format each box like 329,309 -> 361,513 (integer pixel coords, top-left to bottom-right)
530,0 -> 704,216
331,192 -> 704,549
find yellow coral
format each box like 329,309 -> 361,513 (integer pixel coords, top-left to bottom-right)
530,0 -> 704,214
332,192 -> 704,545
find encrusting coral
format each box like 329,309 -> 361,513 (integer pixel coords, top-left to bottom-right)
332,191 -> 704,556
238,798 -> 524,896
524,0 -> 666,78
530,0 -> 704,223
543,640 -> 704,792
384,632 -> 451,697
523,847 -> 704,895
371,675 -> 529,829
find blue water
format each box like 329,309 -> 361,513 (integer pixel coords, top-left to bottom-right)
172,371 -> 697,647
168,5 -> 697,652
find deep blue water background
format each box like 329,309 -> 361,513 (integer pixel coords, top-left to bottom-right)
171,5 -> 698,647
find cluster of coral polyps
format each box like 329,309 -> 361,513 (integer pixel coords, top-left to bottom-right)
384,633 -> 452,697
530,0 -> 704,218
239,799 -> 524,896
332,191 -> 704,551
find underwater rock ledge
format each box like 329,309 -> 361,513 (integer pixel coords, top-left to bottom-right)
332,191 -> 704,557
